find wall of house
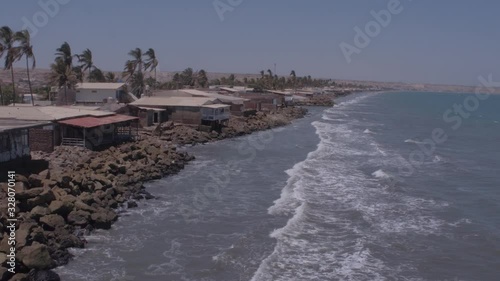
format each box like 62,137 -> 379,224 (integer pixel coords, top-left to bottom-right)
75,89 -> 119,103
138,110 -> 154,127
29,126 -> 54,153
0,130 -> 31,163
230,104 -> 244,116
260,103 -> 277,112
169,107 -> 202,125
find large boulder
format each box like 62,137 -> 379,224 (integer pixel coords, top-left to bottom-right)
9,273 -> 29,281
66,210 -> 91,226
74,201 -> 96,213
19,244 -> 54,270
28,269 -> 61,281
0,267 -> 12,281
39,215 -> 65,230
30,206 -> 50,220
48,200 -> 74,216
90,210 -> 117,230
28,174 -> 44,188
16,222 -> 37,249
16,188 -> 44,200
77,193 -> 94,205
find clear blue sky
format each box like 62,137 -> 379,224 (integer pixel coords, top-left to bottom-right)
1,0 -> 499,85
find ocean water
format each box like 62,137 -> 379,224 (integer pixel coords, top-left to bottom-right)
56,92 -> 500,281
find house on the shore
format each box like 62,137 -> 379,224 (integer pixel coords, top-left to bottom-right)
129,96 -> 230,128
153,89 -> 248,116
0,119 -> 50,163
0,106 -> 139,151
235,93 -> 279,113
54,83 -> 136,105
74,83 -> 128,104
265,90 -> 294,106
217,86 -> 254,94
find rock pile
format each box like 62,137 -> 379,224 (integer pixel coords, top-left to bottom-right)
147,107 -> 309,145
0,139 -> 194,280
294,95 -> 335,106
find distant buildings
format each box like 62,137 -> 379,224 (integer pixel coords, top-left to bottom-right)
129,96 -> 230,128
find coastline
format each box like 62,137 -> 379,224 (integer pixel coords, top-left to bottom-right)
0,106 -> 309,280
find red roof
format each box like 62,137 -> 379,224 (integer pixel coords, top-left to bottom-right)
58,115 -> 138,128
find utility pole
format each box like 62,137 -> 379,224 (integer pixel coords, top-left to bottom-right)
274,63 -> 276,75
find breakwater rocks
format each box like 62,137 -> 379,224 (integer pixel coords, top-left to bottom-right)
294,95 -> 335,106
0,106 -> 307,280
152,107 -> 309,145
0,140 -> 194,281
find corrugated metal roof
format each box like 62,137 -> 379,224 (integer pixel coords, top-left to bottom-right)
153,90 -> 191,98
57,115 -> 138,128
0,106 -> 114,121
0,119 -> 51,133
138,107 -> 167,111
219,87 -> 254,93
180,89 -> 248,104
202,104 -> 231,109
130,97 -> 217,107
76,83 -> 126,90
267,90 -> 293,96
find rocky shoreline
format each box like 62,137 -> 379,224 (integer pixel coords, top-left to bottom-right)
0,106 -> 308,281
294,95 -> 335,107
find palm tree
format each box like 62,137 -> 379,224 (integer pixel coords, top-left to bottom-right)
180,67 -> 194,87
55,41 -> 73,69
89,67 -> 106,82
50,57 -> 77,105
123,48 -> 143,79
144,48 -> 158,87
0,26 -> 21,104
72,66 -> 83,83
290,70 -> 297,92
123,48 -> 145,97
105,72 -> 116,82
15,30 -> 36,105
76,48 -> 93,80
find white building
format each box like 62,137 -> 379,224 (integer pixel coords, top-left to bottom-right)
75,83 -> 127,104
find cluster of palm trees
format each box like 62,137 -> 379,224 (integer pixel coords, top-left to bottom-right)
122,48 -> 158,97
209,69 -> 331,91
169,67 -> 209,89
0,26 -> 36,105
254,69 -> 329,90
48,43 -> 159,101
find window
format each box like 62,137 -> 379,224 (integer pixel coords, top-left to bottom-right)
0,133 -> 11,152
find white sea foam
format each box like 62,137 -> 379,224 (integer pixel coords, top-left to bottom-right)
404,139 -> 424,144
372,169 -> 391,179
252,95 -> 450,281
433,155 -> 443,163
